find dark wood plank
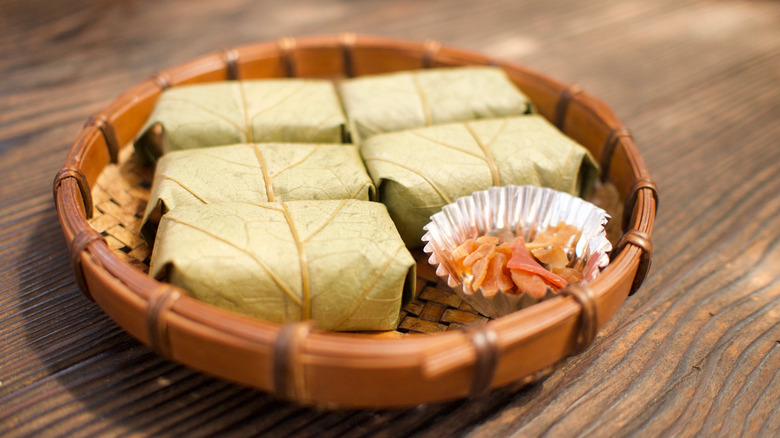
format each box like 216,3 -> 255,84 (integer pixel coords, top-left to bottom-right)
1,0 -> 779,436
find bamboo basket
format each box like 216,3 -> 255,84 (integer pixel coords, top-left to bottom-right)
53,34 -> 657,409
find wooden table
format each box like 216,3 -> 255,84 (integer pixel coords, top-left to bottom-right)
2,0 -> 778,436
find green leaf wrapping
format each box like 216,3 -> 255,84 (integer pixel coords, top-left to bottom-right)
149,200 -> 416,331
360,115 -> 600,247
140,143 -> 375,243
134,79 -> 346,162
338,66 -> 533,144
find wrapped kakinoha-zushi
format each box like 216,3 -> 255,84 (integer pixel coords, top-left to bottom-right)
149,200 -> 416,331
140,143 -> 374,243
360,115 -> 599,247
134,79 -> 347,162
338,66 -> 534,143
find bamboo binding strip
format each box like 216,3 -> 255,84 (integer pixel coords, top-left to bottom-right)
600,127 -> 632,182
54,34 -> 657,408
614,230 -> 654,296
558,284 -> 599,354
146,285 -> 184,359
466,325 -> 500,398
68,229 -> 104,300
86,114 -> 120,164
53,167 -> 93,219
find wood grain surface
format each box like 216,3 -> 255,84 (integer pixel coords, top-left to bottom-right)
1,0 -> 779,436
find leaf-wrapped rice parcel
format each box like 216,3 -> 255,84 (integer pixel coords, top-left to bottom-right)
338,66 -> 534,144
360,115 -> 599,247
149,200 -> 416,331
134,79 -> 346,162
141,143 -> 374,243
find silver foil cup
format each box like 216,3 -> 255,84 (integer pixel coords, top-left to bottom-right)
421,185 -> 611,318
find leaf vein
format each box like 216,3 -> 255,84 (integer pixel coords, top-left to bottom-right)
269,146 -> 321,177
238,81 -> 254,142
464,121 -> 501,186
331,244 -> 407,330
252,144 -> 275,201
363,157 -> 452,204
161,97 -> 246,136
407,131 -> 487,161
161,216 -> 301,306
155,175 -> 210,204
248,82 -> 309,124
281,203 -> 311,320
412,72 -> 433,126
302,199 -> 350,243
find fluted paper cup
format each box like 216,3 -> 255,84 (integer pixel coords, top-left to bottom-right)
421,185 -> 611,318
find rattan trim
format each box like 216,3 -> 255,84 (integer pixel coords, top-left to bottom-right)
623,178 -> 659,232
69,229 -> 105,300
559,284 -> 598,354
273,321 -> 315,403
466,325 -> 500,397
222,48 -> 240,80
614,230 -> 653,296
554,84 -> 583,130
278,37 -> 297,78
339,33 -> 356,77
54,168 -> 93,219
601,128 -> 632,182
86,114 -> 120,164
423,39 -> 442,69
153,72 -> 173,90
146,285 -> 183,358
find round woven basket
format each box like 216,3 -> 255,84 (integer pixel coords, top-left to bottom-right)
53,34 -> 657,409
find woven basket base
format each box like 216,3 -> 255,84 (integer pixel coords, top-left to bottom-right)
89,146 -> 622,336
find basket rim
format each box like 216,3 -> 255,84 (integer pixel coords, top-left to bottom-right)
53,33 -> 657,408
